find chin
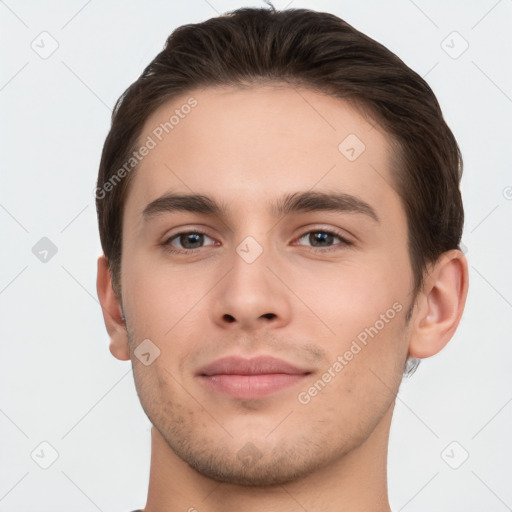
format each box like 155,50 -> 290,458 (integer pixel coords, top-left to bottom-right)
185,450 -> 323,487
163,428 -> 339,487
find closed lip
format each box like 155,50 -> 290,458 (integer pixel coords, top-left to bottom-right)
197,355 -> 312,376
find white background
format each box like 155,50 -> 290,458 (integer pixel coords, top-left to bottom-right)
1,0 -> 511,510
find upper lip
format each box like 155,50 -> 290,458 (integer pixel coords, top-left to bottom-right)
197,356 -> 311,376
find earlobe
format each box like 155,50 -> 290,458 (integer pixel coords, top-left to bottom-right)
96,255 -> 131,361
408,249 -> 469,359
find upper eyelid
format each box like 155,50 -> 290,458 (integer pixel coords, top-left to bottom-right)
162,225 -> 210,240
294,226 -> 354,246
165,229 -> 216,246
294,230 -> 352,247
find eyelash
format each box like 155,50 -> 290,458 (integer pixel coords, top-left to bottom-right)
162,228 -> 214,254
296,230 -> 353,253
161,228 -> 353,254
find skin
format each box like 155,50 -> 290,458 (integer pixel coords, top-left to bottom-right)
97,84 -> 468,511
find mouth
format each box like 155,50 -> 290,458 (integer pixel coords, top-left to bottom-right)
197,355 -> 312,400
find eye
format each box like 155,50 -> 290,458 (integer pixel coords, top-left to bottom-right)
295,229 -> 352,251
163,230 -> 217,253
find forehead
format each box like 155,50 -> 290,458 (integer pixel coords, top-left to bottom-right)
124,84 -> 400,222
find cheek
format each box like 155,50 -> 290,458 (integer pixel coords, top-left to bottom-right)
299,262 -> 411,392
131,362 -> 177,427
121,251 -> 210,336
300,262 -> 407,334
302,300 -> 407,419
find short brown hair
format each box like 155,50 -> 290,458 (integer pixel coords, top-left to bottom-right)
96,6 -> 463,299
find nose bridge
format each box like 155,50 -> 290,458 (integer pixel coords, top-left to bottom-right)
231,235 -> 272,294
211,232 -> 291,329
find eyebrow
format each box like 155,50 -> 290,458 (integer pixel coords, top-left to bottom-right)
141,191 -> 379,223
273,191 -> 379,222
142,193 -> 224,220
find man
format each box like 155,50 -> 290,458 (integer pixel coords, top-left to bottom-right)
95,5 -> 468,511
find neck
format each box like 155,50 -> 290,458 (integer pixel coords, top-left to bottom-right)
142,403 -> 395,512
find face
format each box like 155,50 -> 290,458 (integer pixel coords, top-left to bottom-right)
119,84 -> 415,485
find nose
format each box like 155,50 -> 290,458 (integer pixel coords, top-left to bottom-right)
210,242 -> 292,331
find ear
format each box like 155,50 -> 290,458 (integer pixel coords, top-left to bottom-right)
96,254 -> 130,361
408,249 -> 469,359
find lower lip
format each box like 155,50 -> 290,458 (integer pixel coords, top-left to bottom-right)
199,373 -> 308,399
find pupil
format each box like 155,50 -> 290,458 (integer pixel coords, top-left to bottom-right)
311,232 -> 333,246
181,233 -> 202,248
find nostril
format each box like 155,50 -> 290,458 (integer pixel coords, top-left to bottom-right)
223,314 -> 236,323
261,313 -> 276,320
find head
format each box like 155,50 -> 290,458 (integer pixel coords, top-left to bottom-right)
96,6 -> 468,486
